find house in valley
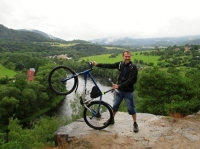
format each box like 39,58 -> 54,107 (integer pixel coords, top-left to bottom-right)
27,68 -> 35,82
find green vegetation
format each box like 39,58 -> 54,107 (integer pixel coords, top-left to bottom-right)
81,45 -> 200,68
80,54 -> 116,63
0,92 -> 83,149
0,63 -> 60,131
0,116 -> 64,149
80,51 -> 160,66
137,66 -> 200,116
132,52 -> 160,66
0,24 -> 55,42
0,64 -> 17,78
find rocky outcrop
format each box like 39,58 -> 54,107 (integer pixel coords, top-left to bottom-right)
55,112 -> 200,148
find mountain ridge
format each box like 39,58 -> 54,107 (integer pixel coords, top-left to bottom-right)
1,24 -> 200,48
0,24 -> 65,42
19,29 -> 65,41
89,35 -> 200,48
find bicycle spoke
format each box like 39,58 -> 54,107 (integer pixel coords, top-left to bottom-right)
83,101 -> 112,130
48,66 -> 77,95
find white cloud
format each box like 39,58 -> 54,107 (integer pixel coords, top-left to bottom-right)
1,0 -> 200,40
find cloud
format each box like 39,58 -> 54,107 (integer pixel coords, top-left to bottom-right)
1,0 -> 200,40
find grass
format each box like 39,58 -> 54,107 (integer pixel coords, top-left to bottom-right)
132,52 -> 160,65
80,54 -> 117,63
80,52 -> 160,66
0,64 -> 17,78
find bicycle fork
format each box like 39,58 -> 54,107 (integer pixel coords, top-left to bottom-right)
79,96 -> 101,119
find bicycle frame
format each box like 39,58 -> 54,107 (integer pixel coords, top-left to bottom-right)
80,69 -> 103,116
72,67 -> 112,117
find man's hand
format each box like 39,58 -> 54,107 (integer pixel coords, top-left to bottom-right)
93,61 -> 98,66
112,84 -> 119,89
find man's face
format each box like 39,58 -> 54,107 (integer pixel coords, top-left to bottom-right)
123,52 -> 131,64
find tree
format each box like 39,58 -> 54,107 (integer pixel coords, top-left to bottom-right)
13,78 -> 28,91
0,76 -> 9,84
22,88 -> 37,110
0,97 -> 19,118
137,67 -> 200,116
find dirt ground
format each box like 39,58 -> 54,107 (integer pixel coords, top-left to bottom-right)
47,114 -> 200,149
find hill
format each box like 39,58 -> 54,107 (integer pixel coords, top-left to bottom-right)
0,24 -> 63,42
1,24 -> 200,48
20,29 -> 65,42
89,36 -> 200,48
0,24 -> 69,42
0,24 -> 92,45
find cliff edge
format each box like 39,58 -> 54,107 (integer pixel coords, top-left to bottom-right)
54,112 -> 200,149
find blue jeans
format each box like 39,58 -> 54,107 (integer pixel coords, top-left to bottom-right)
112,91 -> 136,115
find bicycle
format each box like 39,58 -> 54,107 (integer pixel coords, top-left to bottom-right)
48,62 -> 114,130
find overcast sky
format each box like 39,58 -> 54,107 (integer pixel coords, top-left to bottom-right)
1,0 -> 200,41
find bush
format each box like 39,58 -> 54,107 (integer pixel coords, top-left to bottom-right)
165,96 -> 200,116
0,116 -> 67,149
137,67 -> 200,116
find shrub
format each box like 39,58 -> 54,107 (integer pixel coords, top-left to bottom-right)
137,67 -> 200,116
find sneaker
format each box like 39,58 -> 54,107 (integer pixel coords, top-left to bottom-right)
133,122 -> 139,132
103,118 -> 115,125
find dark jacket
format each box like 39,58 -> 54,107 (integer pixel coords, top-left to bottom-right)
97,61 -> 138,92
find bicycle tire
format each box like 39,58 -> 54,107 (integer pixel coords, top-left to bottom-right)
48,66 -> 78,95
83,100 -> 113,130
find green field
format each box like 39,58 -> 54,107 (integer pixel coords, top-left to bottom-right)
0,64 -> 17,78
80,52 -> 160,66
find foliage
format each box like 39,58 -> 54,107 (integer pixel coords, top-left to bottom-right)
0,91 -> 84,149
137,67 -> 200,116
0,41 -> 112,61
0,63 -> 60,128
0,116 -> 68,149
70,93 -> 85,121
0,76 -> 9,84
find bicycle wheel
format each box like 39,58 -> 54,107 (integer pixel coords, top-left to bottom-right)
83,101 -> 113,130
48,66 -> 78,95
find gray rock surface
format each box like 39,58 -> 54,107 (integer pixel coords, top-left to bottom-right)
55,112 -> 200,148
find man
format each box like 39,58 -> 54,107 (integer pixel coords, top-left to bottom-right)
93,50 -> 139,132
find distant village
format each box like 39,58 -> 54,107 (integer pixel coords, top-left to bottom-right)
48,54 -> 72,59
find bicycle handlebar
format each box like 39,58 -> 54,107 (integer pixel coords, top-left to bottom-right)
87,62 -> 94,70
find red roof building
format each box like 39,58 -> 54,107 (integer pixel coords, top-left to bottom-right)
27,68 -> 35,82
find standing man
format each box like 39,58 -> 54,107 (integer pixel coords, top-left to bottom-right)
93,50 -> 139,132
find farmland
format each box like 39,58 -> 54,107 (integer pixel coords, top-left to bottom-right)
80,51 -> 160,66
